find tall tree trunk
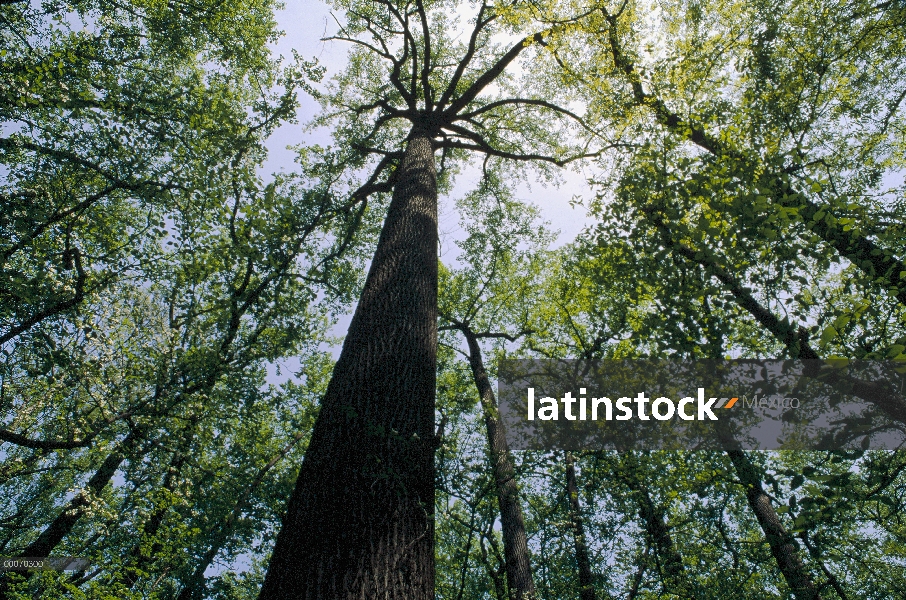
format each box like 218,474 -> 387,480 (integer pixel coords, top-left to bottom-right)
615,459 -> 692,599
461,327 -> 536,600
723,447 -> 823,600
565,452 -> 596,600
259,125 -> 438,599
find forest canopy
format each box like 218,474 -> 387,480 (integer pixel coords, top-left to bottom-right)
1,0 -> 904,599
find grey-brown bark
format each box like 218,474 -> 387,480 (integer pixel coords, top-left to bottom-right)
799,531 -> 850,600
480,524 -> 509,600
565,452 -> 596,600
723,447 -> 823,600
258,126 -> 438,599
635,489 -> 689,597
459,325 -> 536,600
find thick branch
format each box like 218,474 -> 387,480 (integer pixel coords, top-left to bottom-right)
415,0 -> 433,110
458,97 -> 597,137
436,0 -> 495,111
442,32 -> 546,120
0,429 -> 94,450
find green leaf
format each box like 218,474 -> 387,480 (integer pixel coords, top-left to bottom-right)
819,325 -> 838,344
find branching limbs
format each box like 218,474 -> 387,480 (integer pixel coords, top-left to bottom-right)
325,0 -> 609,173
435,0 -> 496,111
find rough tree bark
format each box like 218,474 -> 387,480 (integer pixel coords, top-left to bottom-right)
723,447 -> 824,600
459,325 -> 536,600
258,125 -> 438,599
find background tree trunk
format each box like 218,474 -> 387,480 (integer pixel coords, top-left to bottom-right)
566,452 -> 597,600
462,327 -> 536,600
615,459 -> 693,599
258,126 -> 438,599
17,431 -> 138,558
724,448 -> 823,600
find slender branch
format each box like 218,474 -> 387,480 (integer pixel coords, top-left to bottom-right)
458,97 -> 590,131
436,0 -> 495,111
415,0 -> 433,110
437,139 -> 603,166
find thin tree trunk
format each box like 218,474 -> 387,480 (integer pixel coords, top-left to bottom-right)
480,528 -> 509,600
799,531 -> 849,600
602,12 -> 906,307
615,459 -> 692,599
635,489 -> 689,597
124,420 -> 198,590
626,543 -> 648,600
176,431 -> 306,600
259,125 -> 438,599
461,327 -> 536,600
16,431 -> 137,558
723,447 -> 823,600
644,207 -> 906,426
565,452 -> 596,600
0,432 -> 138,596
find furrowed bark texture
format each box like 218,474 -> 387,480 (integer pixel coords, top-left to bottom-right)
462,329 -> 536,600
724,448 -> 823,600
258,127 -> 438,599
565,452 -> 596,600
